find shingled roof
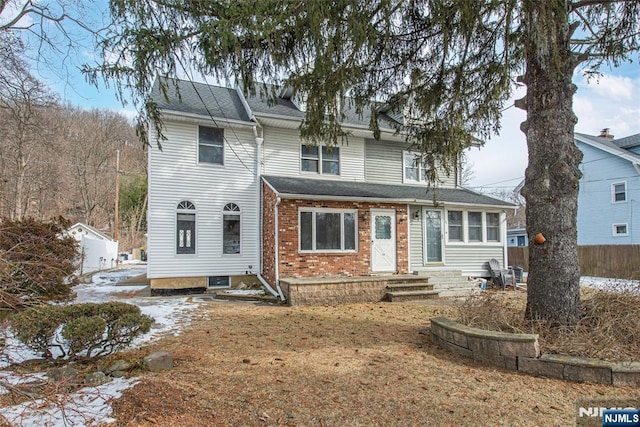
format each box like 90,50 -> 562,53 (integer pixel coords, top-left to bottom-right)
150,77 -> 401,130
262,175 -> 515,207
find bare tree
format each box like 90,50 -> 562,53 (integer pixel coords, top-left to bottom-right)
0,32 -> 58,220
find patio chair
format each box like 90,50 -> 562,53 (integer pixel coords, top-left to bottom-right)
487,258 -> 516,290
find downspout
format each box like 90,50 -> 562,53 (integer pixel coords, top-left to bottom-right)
274,196 -> 285,300
252,120 -> 284,301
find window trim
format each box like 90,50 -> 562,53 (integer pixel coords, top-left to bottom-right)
485,212 -> 501,243
444,209 -> 503,246
300,144 -> 341,176
611,181 -> 627,204
402,150 -> 429,184
222,203 -> 241,255
176,200 -> 196,255
467,211 -> 484,243
612,223 -> 629,237
446,210 -> 464,242
298,208 -> 358,253
198,125 -> 225,166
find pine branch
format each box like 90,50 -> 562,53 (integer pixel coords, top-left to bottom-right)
571,0 -> 637,11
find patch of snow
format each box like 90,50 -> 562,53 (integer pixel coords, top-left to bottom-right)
0,371 -> 48,395
580,276 -> 640,295
0,328 -> 40,368
0,377 -> 139,426
218,289 -> 265,296
1,266 -> 201,425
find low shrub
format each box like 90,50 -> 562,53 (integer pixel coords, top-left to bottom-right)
11,302 -> 154,360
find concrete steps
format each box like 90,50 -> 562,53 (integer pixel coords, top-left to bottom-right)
383,276 -> 435,302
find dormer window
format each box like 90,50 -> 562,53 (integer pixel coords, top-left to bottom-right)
301,145 -> 340,175
403,151 -> 428,183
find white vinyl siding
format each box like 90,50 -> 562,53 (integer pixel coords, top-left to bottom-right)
365,139 -> 458,187
262,127 -> 365,180
444,245 -> 505,276
409,205 -> 506,274
147,119 -> 259,279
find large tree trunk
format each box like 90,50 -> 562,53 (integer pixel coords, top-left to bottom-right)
521,1 -> 583,325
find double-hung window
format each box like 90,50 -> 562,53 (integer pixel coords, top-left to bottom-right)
612,182 -> 627,203
447,211 -> 463,242
199,126 -> 224,164
300,209 -> 357,252
486,213 -> 500,242
403,151 -> 428,183
176,201 -> 196,254
467,212 -> 483,242
301,145 -> 340,175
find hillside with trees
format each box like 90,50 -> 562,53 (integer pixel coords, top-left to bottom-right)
0,33 -> 146,250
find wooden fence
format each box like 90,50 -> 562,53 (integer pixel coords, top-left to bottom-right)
507,245 -> 640,280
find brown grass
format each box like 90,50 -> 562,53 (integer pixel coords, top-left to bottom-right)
458,289 -> 640,361
102,300 -> 640,426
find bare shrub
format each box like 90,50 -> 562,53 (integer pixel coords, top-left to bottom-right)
0,217 -> 79,309
457,289 -> 640,361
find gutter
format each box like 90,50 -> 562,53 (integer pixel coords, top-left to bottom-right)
272,192 -> 516,210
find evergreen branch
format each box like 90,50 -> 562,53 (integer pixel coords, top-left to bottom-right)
571,0 -> 637,11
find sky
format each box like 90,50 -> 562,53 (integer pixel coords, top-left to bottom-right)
3,2 -> 639,193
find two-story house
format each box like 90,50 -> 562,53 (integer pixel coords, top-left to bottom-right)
146,78 -> 514,302
577,130 -> 640,245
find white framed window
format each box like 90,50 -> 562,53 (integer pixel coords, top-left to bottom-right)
199,126 -> 224,165
301,145 -> 340,175
299,208 -> 357,252
486,212 -> 500,242
447,210 -> 463,242
402,151 -> 429,183
222,203 -> 241,254
612,182 -> 627,203
467,211 -> 483,242
176,200 -> 196,254
613,223 -> 628,236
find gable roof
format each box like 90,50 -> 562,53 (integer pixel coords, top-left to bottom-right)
150,78 -> 252,123
575,132 -> 640,166
150,78 -> 420,132
262,175 -> 515,208
68,222 -> 114,241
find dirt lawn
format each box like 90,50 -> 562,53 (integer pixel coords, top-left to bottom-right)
111,299 -> 640,426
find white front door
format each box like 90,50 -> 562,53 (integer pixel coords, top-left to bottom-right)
371,209 -> 396,272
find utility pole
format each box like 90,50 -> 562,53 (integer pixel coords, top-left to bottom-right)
115,149 -> 120,242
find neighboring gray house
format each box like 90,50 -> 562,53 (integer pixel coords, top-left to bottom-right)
146,78 -> 515,299
577,130 -> 640,245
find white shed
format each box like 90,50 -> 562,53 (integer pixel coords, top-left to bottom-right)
68,223 -> 119,274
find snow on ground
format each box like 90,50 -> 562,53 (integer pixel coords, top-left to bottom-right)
580,276 -> 640,295
0,377 -> 139,427
0,266 -> 203,426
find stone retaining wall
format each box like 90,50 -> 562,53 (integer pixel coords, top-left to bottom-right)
430,317 -> 640,387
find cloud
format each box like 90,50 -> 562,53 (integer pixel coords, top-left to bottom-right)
0,1 -> 34,28
578,73 -> 636,101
